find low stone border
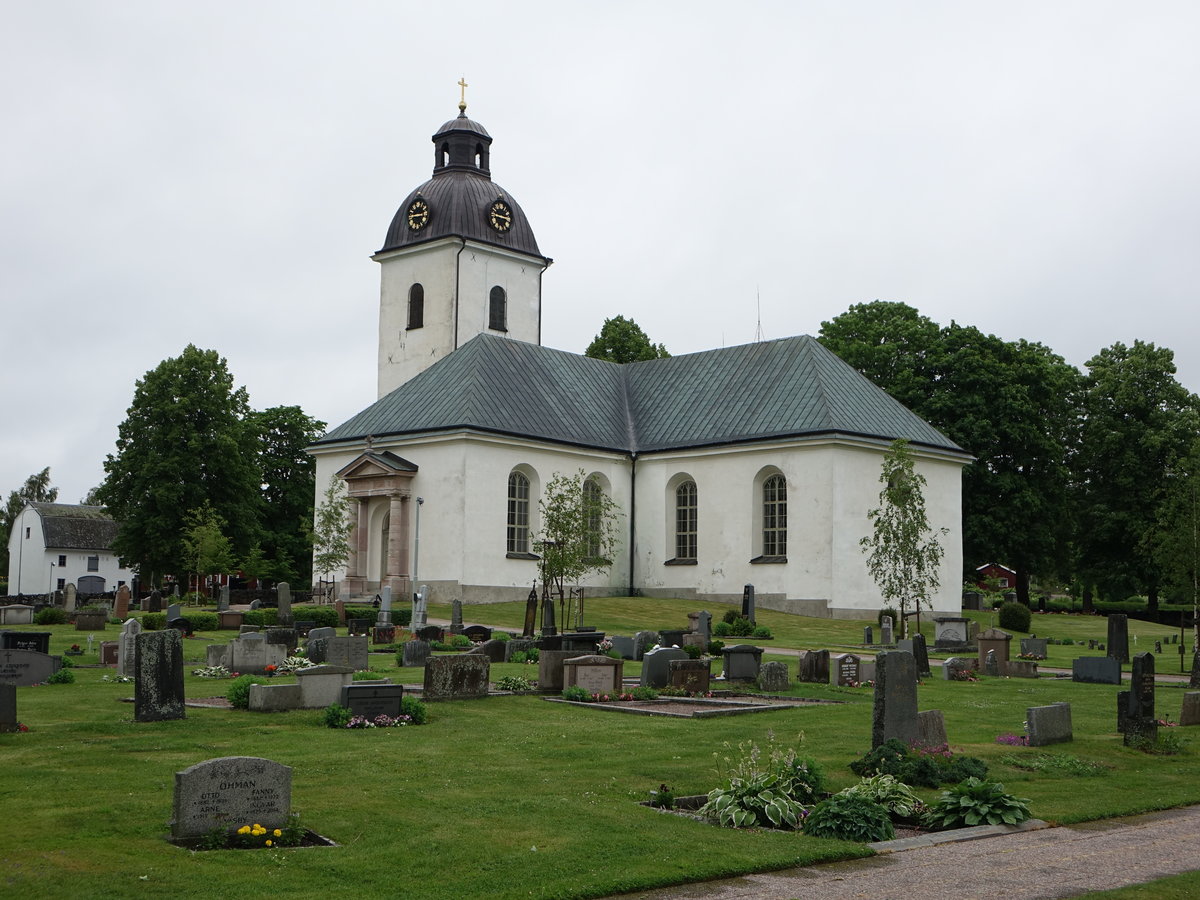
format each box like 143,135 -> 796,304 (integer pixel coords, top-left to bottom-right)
868,817 -> 1050,852
544,695 -> 838,718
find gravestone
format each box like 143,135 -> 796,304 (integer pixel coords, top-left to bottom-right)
468,639 -> 508,663
249,599 -> 262,611
1123,651 -> 1156,746
218,611 -> 244,630
340,683 -> 404,719
348,618 -> 372,635
172,756 -> 291,839
608,635 -> 636,660
294,621 -> 315,637
451,598 -> 464,635
658,628 -> 686,648
1037,596 -> 1047,612
134,629 -> 185,722
115,585 -> 131,618
324,636 -> 369,671
1180,692 -> 1200,727
503,638 -> 535,661
669,658 -> 711,692
910,633 -> 930,677
741,584 -> 755,624
415,625 -> 443,642
942,657 -> 975,680
1072,656 -> 1121,685
295,665 -> 354,708
977,628 -> 1012,671
640,646 -> 689,688
537,649 -> 578,693
863,626 -> 873,645
797,649 -> 830,684
306,640 -> 328,664
872,650 -> 919,748
100,641 -> 119,666
118,618 -> 142,677
0,683 -> 16,732
1107,613 -> 1130,664
376,585 -> 392,626
217,584 -> 230,612
166,603 -> 181,622
412,584 -> 430,630
1088,639 -> 1097,650
0,606 -> 34,625
75,609 -> 107,631
1006,660 -> 1039,678
962,591 -> 981,611
372,625 -> 396,645
401,639 -> 432,668
148,591 -> 162,613
757,661 -> 790,693
1191,651 -> 1200,689
423,655 -> 489,701
880,615 -> 894,646
682,632 -> 707,652
1027,702 -> 1073,746
695,610 -> 712,644
1154,640 -> 1162,654
307,626 -> 336,645
831,653 -> 862,687
167,616 -> 194,637
633,631 -> 659,661
984,649 -> 1000,677
1,632 -> 50,654
0,649 -> 60,685
721,644 -> 764,682
562,655 -> 623,693
64,583 -> 77,613
462,625 -> 492,643
933,616 -> 970,649
335,599 -> 346,625
916,709 -> 948,749
1020,637 -> 1048,658
265,627 -> 298,655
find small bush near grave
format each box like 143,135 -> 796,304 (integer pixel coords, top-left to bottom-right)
631,686 -> 659,700
1127,729 -> 1187,756
226,675 -> 268,709
647,784 -> 674,809
838,774 -> 924,820
752,625 -> 773,638
562,686 -> 592,702
877,607 -> 899,629
700,734 -> 826,829
322,703 -> 352,728
197,815 -> 306,851
722,609 -> 741,625
683,644 -> 702,659
33,608 -> 66,625
998,601 -> 1032,633
241,610 -> 279,627
45,668 -> 75,684
496,674 -> 535,692
998,753 -> 1109,777
849,739 -> 988,788
492,631 -> 511,642
707,640 -> 725,655
141,613 -> 166,631
712,622 -> 731,637
401,696 -> 427,724
450,634 -> 471,649
275,656 -> 311,674
803,793 -> 894,842
292,606 -> 339,628
58,656 -> 73,668
510,648 -> 540,664
922,777 -> 1031,829
186,613 -> 218,632
729,617 -> 753,637
351,670 -> 378,681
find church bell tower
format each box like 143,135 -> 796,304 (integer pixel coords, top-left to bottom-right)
373,92 -> 551,398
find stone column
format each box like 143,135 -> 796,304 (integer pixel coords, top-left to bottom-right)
342,496 -> 369,597
386,492 -> 412,596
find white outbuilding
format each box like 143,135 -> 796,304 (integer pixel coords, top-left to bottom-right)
6,503 -> 135,596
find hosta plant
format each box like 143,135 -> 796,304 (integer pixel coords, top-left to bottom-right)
923,777 -> 1031,830
803,793 -> 894,843
699,773 -> 806,829
838,773 -> 923,820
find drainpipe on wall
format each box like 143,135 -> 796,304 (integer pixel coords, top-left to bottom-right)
453,237 -> 467,350
627,452 -> 637,597
536,258 -> 552,345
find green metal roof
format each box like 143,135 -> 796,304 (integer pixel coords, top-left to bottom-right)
315,334 -> 963,455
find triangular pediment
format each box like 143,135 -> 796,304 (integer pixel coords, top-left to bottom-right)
337,450 -> 419,480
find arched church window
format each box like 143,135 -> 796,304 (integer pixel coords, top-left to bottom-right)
762,474 -> 787,557
675,481 -> 697,561
583,477 -> 603,559
507,471 -> 530,554
407,283 -> 424,330
489,286 -> 507,331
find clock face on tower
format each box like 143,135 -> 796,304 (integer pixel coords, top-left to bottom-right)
406,199 -> 430,231
488,200 -> 513,233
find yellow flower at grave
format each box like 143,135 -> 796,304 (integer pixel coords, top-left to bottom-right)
237,826 -> 251,835
265,840 -> 273,847
273,829 -> 282,837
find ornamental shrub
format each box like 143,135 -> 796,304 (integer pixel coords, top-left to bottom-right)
839,774 -> 923,820
45,668 -> 75,684
713,622 -> 732,637
707,640 -> 725,656
923,777 -> 1031,830
562,685 -> 591,702
226,675 -> 268,710
849,739 -> 988,788
449,633 -> 471,649
496,674 -> 535,692
722,609 -> 741,625
400,695 -> 428,724
322,703 -> 352,728
804,794 -> 894,842
998,601 -> 1032,633
186,612 -> 218,632
729,617 -> 753,637
140,613 -> 166,631
292,606 -> 339,628
33,607 -> 66,625
877,607 -> 899,630
752,625 -> 773,638
683,643 -> 703,659
630,686 -> 659,700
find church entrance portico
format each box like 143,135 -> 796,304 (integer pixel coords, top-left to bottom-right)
336,450 -> 419,598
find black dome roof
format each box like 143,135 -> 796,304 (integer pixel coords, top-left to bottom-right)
378,110 -> 544,259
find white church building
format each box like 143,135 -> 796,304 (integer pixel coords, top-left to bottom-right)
308,102 -> 969,619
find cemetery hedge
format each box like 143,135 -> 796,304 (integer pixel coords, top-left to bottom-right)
3,601 -> 1200,899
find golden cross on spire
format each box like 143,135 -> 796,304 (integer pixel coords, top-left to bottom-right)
458,77 -> 468,112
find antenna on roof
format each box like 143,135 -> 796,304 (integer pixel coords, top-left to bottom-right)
754,287 -> 765,342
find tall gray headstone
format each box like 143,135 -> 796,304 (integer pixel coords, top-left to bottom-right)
880,615 -> 894,646
402,639 -> 431,668
863,625 -> 873,645
1107,613 -> 1130,664
413,584 -> 429,630
640,647 -> 689,688
797,649 -> 830,683
276,582 -> 293,626
134,629 -> 185,722
1124,651 -> 1156,746
696,610 -> 711,644
218,584 -> 230,612
377,585 -> 392,626
118,618 -> 142,678
148,591 -> 162,613
64,583 -> 78,613
757,660 -> 790,693
984,649 -> 1000,676
911,632 -> 931,677
451,598 -> 464,634
1180,692 -> 1200,727
1190,650 -> 1200,689
741,584 -> 755,624
872,650 -> 919,748
166,603 -> 181,622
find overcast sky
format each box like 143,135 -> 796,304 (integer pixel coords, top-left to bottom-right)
3,2 -> 1199,504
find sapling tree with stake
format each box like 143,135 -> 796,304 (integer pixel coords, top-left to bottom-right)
312,475 -> 354,592
861,440 -> 949,638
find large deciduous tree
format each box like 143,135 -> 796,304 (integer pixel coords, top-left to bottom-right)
1075,341 -> 1198,610
247,406 -> 325,584
861,440 -> 948,637
585,316 -> 669,364
1150,437 -> 1200,651
1,467 -> 59,574
98,345 -> 262,584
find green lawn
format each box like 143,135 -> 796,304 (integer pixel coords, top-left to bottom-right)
1,601 -> 1198,899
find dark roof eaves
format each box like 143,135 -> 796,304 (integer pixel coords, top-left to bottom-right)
312,422 -> 632,456
373,233 -> 552,264
634,428 -> 975,458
